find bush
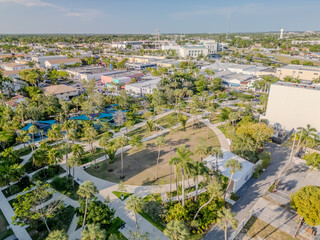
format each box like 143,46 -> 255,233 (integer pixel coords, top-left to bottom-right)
50,177 -> 79,200
143,201 -> 167,223
32,165 -> 65,182
2,176 -> 32,197
230,192 -> 239,201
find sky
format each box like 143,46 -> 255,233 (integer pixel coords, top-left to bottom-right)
0,0 -> 320,34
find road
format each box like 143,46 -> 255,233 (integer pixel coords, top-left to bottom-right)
204,143 -> 291,240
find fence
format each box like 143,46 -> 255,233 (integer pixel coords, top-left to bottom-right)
228,209 -> 255,240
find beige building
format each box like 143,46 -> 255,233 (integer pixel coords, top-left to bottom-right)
276,65 -> 320,82
265,82 -> 320,131
43,84 -> 79,100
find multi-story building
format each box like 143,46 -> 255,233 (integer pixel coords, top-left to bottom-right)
31,55 -> 68,67
276,65 -> 320,82
179,44 -> 209,58
1,62 -> 29,71
125,77 -> 161,96
265,82 -> 320,131
43,84 -> 79,100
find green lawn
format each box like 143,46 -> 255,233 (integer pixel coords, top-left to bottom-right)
0,209 -> 13,240
112,191 -> 132,201
155,113 -> 184,129
81,147 -> 106,165
127,125 -> 159,140
106,217 -> 126,239
138,210 -> 166,232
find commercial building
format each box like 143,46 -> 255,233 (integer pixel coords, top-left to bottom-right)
66,66 -> 123,81
126,63 -> 157,70
43,84 -> 79,100
0,62 -> 29,71
101,72 -> 143,88
275,65 -> 320,82
179,44 -> 209,58
31,55 -> 68,67
44,58 -> 81,69
265,82 -> 320,131
204,150 -> 255,192
125,77 -> 161,96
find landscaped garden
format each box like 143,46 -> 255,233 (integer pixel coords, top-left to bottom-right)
86,122 -> 220,185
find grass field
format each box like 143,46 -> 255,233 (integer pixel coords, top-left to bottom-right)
86,122 -> 220,185
155,113 -> 184,129
0,210 -> 13,240
112,191 -> 132,201
237,216 -> 298,240
265,54 -> 320,67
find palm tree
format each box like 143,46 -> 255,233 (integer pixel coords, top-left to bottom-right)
99,133 -> 112,161
48,148 -> 63,166
194,178 -> 223,219
169,146 -> 194,206
178,115 -> 188,130
77,181 -> 98,228
296,124 -> 318,153
225,158 -> 242,194
195,145 -> 208,162
211,147 -> 223,171
0,164 -> 22,192
81,224 -> 106,240
28,124 -> 38,145
116,135 -> 127,178
129,135 -> 143,150
46,230 -> 68,240
146,118 -> 154,132
72,144 -> 84,160
155,136 -> 166,180
84,126 -> 98,153
67,156 -> 80,188
66,129 -> 77,144
217,207 -> 238,240
191,161 -> 209,202
126,195 -> 144,236
164,220 -> 190,240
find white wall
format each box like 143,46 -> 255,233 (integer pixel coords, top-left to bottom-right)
266,84 -> 320,131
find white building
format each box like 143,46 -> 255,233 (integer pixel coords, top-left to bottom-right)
179,44 -> 209,58
43,84 -> 79,100
1,62 -> 29,71
125,77 -> 161,97
204,150 -> 255,192
44,58 -> 81,69
66,66 -> 124,81
31,55 -> 68,67
265,82 -> 320,131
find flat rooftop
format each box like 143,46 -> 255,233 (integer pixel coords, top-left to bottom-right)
273,81 -> 320,91
279,64 -> 320,72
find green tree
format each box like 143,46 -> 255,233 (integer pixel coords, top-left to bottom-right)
116,136 -> 127,178
225,159 -> 242,193
155,136 -> 166,180
12,181 -> 61,232
48,148 -> 63,165
169,146 -> 194,206
178,115 -> 188,130
28,124 -> 38,145
126,195 -> 144,236
195,145 -> 208,161
303,152 -> 320,169
129,135 -> 143,150
77,181 -> 98,228
81,224 -> 107,240
0,164 -> 22,191
291,186 -> 320,226
146,118 -> 154,132
217,207 -> 238,240
84,126 -> 98,153
191,161 -> 209,202
164,220 -> 190,240
67,156 -> 81,188
211,147 -> 223,171
46,230 -> 68,240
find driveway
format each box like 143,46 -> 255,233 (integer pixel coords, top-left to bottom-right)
204,143 -> 291,240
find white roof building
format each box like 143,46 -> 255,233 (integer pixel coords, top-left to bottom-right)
204,150 -> 255,192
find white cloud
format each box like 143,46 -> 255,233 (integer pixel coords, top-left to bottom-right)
0,0 -> 101,20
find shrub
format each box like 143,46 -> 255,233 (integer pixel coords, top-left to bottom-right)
230,192 -> 239,201
143,201 -> 167,223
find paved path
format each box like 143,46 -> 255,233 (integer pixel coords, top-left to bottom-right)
204,143 -> 291,240
0,191 -> 32,240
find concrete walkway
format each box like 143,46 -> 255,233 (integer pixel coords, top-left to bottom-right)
0,191 -> 32,240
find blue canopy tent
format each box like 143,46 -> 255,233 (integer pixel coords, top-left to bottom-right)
22,120 -> 56,131
96,112 -> 113,119
69,115 -> 90,121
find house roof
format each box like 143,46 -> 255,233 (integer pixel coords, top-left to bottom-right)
2,67 -> 45,77
43,84 -> 78,95
46,58 -> 81,65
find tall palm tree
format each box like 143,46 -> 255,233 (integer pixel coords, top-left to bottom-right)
48,148 -> 63,166
217,207 -> 238,240
296,124 -> 318,153
99,133 -> 112,161
191,161 -> 209,202
117,135 -> 127,178
0,164 -> 22,191
72,144 -> 84,160
155,136 -> 166,180
169,146 -> 194,206
67,156 -> 80,188
194,178 -> 223,219
81,224 -> 106,240
126,195 -> 144,237
28,124 -> 38,145
164,220 -> 190,240
211,147 -> 223,171
225,158 -> 242,194
77,181 -> 98,228
195,145 -> 208,162
84,126 -> 98,153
